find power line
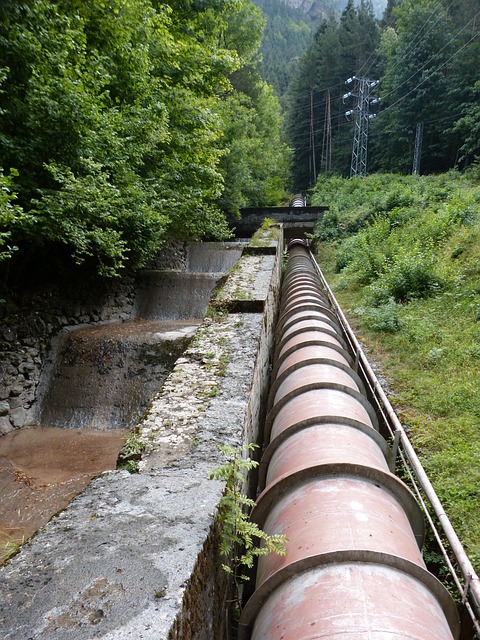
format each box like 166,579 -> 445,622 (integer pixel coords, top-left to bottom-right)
283,0 -> 472,122
379,12 -> 480,109
379,26 -> 479,115
380,0 -> 450,82
285,1 -> 479,173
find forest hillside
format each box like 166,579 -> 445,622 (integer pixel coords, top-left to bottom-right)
253,0 -> 387,103
285,0 -> 479,189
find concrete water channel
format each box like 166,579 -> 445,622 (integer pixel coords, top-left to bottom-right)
1,243 -> 244,560
0,230 -> 281,639
3,226 -> 478,639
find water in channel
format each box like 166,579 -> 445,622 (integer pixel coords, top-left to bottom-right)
0,243 -> 243,562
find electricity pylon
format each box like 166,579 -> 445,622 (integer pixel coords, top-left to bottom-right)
344,76 -> 379,177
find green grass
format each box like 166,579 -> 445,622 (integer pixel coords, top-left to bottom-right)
1,532 -> 25,565
313,170 -> 480,572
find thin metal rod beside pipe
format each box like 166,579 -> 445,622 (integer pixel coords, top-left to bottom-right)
310,247 -> 480,622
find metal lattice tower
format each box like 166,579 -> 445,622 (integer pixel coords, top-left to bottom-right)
344,77 -> 379,177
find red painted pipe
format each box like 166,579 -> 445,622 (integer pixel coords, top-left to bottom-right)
239,241 -> 460,640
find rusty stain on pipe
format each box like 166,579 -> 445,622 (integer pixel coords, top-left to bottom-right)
239,240 -> 460,640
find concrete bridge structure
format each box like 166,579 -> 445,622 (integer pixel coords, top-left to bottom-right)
228,205 -> 328,238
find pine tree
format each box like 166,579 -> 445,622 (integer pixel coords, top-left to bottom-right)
286,1 -> 380,187
370,0 -> 455,173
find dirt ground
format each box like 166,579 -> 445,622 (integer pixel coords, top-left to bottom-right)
0,426 -> 127,563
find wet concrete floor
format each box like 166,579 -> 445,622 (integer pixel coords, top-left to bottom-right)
0,319 -> 202,564
0,427 -> 127,563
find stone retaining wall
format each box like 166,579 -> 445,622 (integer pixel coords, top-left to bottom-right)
0,243 -> 190,434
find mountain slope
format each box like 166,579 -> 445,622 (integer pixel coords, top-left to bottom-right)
253,0 -> 387,100
284,0 -> 387,19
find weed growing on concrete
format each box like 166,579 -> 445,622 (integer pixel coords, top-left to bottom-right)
210,443 -> 287,582
260,217 -> 277,230
250,219 -> 279,247
217,353 -> 229,376
205,304 -> 229,322
201,385 -> 219,398
117,429 -> 146,473
1,532 -> 24,565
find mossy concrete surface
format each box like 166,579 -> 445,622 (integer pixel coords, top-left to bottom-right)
0,229 -> 284,639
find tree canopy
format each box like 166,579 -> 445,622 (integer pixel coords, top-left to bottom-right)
285,0 -> 380,189
283,0 -> 479,189
0,0 -> 290,281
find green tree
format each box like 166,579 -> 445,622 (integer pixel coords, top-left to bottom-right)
286,2 -> 380,189
0,168 -> 31,264
445,1 -> 480,168
452,81 -> 480,166
380,0 -> 400,27
218,82 -> 290,212
0,0 -> 287,283
370,0 -> 455,173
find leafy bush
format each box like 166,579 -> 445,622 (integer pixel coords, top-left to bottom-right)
316,173 -> 479,303
316,209 -> 342,241
368,248 -> 444,304
333,215 -> 392,284
355,298 -> 402,333
0,169 -> 33,263
312,174 -> 418,235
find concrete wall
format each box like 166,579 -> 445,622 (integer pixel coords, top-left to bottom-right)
0,276 -> 136,433
164,228 -> 284,638
0,228 -> 285,639
0,241 -> 238,434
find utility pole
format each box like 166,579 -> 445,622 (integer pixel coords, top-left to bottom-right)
309,90 -> 317,186
412,122 -> 424,175
321,89 -> 332,174
344,76 -> 379,177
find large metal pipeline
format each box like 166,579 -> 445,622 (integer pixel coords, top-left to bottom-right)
238,240 -> 460,640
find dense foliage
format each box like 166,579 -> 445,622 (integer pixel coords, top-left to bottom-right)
285,0 -> 381,188
252,0 -> 318,103
0,0 -> 290,281
311,169 -> 480,568
285,0 -> 479,189
371,0 -> 480,174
